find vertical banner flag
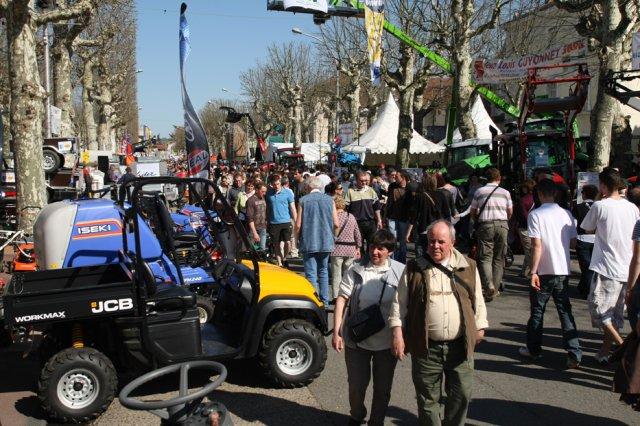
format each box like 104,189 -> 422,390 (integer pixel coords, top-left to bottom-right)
633,33 -> 640,70
179,3 -> 210,178
364,0 -> 384,86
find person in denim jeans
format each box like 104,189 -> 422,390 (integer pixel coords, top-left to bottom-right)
386,170 -> 412,263
573,184 -> 597,297
520,179 -> 582,368
296,177 -> 339,305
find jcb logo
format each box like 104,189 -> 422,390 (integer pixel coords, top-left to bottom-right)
91,298 -> 133,314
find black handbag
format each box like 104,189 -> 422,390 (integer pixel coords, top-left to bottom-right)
347,278 -> 388,343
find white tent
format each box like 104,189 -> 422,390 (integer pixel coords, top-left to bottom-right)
438,96 -> 502,145
343,94 -> 445,156
265,142 -> 332,164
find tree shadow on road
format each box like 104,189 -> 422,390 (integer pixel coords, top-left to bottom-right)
467,398 -> 627,425
475,328 -> 615,391
212,390 -> 349,425
385,405 -> 418,425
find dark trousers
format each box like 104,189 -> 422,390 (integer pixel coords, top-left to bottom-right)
411,338 -> 474,426
345,346 -> 397,425
575,240 -> 594,296
628,284 -> 640,331
357,219 -> 377,257
476,220 -> 509,293
526,275 -> 582,361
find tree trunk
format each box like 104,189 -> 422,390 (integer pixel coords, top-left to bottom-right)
451,0 -> 476,140
347,83 -> 360,139
398,90 -> 415,169
395,45 -> 415,168
81,58 -> 97,150
7,2 -> 48,232
589,1 -> 625,171
51,35 -> 74,136
97,87 -> 114,151
293,86 -> 302,148
610,112 -> 632,174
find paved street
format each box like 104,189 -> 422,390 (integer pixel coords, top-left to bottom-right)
0,254 -> 637,425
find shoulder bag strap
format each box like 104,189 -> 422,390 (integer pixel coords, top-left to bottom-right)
477,186 -> 500,219
335,212 -> 350,239
423,255 -> 476,312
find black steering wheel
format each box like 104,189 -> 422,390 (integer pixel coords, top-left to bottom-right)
118,361 -> 227,423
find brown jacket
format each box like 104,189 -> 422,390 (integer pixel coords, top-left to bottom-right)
404,254 -> 479,359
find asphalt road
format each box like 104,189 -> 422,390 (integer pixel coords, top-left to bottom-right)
1,255 -> 638,425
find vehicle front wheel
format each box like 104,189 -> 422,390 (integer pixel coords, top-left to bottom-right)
196,295 -> 215,324
38,347 -> 117,424
259,319 -> 327,388
43,150 -> 61,174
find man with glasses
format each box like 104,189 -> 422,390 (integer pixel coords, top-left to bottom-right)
345,170 -> 383,257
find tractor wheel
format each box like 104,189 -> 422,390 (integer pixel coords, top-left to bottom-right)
196,295 -> 215,324
38,347 -> 117,424
43,150 -> 61,174
259,319 -> 326,388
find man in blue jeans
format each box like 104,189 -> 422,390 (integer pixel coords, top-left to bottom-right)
295,177 -> 339,305
520,179 -> 582,368
386,170 -> 412,264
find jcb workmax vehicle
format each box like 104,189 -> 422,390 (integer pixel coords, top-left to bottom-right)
1,177 -> 328,423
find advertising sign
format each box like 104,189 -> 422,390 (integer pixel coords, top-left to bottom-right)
283,0 -> 328,13
473,39 -> 587,83
339,123 -> 354,146
50,105 -> 62,136
576,172 -> 599,204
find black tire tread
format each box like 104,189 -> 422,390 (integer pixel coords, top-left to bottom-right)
196,295 -> 215,323
37,347 -> 117,424
258,319 -> 327,388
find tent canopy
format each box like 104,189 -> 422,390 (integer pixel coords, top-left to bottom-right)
438,96 -> 502,145
343,94 -> 445,155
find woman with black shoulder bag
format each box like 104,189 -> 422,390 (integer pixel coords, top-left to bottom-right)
332,229 -> 406,426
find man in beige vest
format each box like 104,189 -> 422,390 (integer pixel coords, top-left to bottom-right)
389,220 -> 488,425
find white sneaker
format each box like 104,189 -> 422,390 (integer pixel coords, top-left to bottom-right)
519,346 -> 541,359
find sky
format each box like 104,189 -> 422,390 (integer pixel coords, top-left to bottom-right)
136,0 -> 320,138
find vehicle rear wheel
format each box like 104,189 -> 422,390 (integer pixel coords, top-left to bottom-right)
43,150 -> 61,174
196,295 -> 215,324
259,319 -> 326,388
38,347 -> 117,423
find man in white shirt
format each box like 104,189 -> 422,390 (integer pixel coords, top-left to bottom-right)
581,167 -> 640,363
519,179 -> 581,368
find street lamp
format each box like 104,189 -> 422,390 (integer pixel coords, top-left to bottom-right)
292,27 -> 340,161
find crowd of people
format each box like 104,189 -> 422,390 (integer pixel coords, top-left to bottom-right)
162,158 -> 640,425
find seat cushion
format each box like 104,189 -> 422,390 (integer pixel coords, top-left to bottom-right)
150,286 -> 196,311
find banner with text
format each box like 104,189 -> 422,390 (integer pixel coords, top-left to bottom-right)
633,33 -> 640,70
179,3 -> 210,178
283,0 -> 328,13
473,39 -> 587,84
364,0 -> 384,86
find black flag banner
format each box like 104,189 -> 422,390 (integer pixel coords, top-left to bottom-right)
179,3 -> 210,178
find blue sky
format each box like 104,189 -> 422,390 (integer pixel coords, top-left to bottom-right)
136,0 -> 319,137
